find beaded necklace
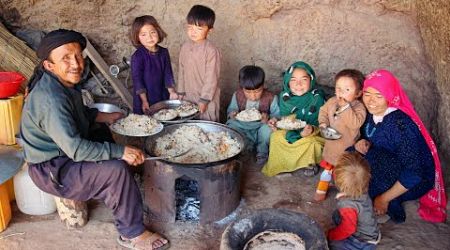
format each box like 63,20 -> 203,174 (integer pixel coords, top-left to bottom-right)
365,122 -> 377,138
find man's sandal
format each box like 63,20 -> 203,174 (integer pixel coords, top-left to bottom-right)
117,231 -> 170,250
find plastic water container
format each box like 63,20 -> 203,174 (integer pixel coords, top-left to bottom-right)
14,163 -> 56,215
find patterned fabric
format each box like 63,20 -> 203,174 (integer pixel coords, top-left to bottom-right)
364,69 -> 446,223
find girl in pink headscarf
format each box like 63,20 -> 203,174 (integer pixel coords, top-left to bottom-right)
354,69 -> 446,223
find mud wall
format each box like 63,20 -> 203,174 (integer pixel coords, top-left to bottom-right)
1,0 -> 448,176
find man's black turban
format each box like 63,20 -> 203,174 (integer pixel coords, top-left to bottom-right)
36,29 -> 86,60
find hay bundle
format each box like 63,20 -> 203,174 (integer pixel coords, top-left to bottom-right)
0,23 -> 39,92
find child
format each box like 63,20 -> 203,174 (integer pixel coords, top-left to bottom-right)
226,65 -> 280,166
328,152 -> 381,250
262,61 -> 325,177
315,69 -> 367,201
130,15 -> 177,114
177,5 -> 221,121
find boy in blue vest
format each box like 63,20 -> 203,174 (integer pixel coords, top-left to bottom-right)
226,65 -> 280,166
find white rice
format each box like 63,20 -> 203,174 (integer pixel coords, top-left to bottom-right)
236,108 -> 262,122
154,125 -> 241,163
111,114 -> 160,136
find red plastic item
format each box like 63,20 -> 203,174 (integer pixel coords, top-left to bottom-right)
0,72 -> 25,98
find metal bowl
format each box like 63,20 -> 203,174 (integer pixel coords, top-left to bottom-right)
145,120 -> 245,167
147,100 -> 199,124
110,121 -> 163,137
320,127 -> 342,140
89,103 -> 126,114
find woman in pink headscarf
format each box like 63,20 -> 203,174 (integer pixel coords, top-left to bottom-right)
354,69 -> 446,223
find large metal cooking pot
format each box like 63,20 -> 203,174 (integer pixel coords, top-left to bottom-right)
145,120 -> 245,168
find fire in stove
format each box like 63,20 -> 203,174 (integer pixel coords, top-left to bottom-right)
175,176 -> 200,222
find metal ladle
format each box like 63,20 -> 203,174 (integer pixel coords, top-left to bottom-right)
145,148 -> 192,161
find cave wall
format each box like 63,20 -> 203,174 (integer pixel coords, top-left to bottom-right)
416,0 -> 450,170
1,0 -> 447,172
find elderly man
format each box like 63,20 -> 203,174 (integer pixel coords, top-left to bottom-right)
20,29 -> 169,250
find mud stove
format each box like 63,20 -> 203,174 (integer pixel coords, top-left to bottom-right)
143,159 -> 241,224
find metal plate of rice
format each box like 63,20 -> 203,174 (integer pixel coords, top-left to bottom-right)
110,114 -> 163,137
147,100 -> 199,124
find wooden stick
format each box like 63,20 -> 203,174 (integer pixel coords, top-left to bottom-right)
83,39 -> 133,109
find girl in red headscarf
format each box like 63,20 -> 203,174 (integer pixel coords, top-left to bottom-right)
354,69 -> 446,223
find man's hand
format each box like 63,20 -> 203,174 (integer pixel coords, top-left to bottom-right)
198,102 -> 208,113
96,112 -> 124,125
121,146 -> 145,166
355,139 -> 371,155
319,123 -> 327,129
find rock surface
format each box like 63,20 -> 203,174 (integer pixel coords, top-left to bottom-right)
416,0 -> 450,168
0,0 -> 448,178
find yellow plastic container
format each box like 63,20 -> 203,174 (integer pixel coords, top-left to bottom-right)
0,178 -> 13,232
5,178 -> 14,201
0,94 -> 23,145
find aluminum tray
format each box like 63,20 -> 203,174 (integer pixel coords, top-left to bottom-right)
147,100 -> 199,124
109,116 -> 164,137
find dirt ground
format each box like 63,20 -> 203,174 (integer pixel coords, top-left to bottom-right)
1,153 -> 449,250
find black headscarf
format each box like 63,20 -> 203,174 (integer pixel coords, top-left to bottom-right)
26,29 -> 87,95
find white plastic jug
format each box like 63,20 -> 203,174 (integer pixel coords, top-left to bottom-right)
14,163 -> 56,215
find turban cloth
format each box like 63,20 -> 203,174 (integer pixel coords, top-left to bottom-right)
26,29 -> 86,95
